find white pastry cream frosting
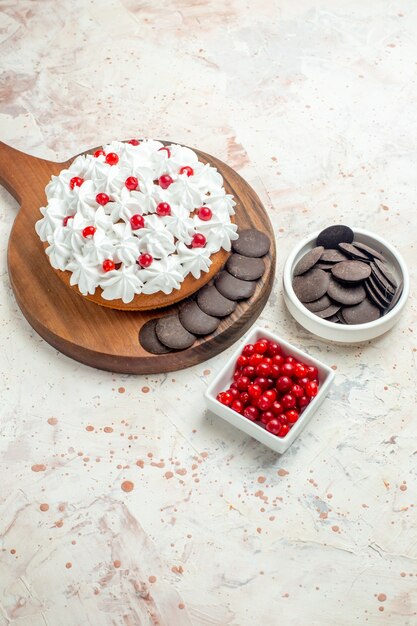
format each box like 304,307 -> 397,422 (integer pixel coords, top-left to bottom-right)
35,139 -> 238,303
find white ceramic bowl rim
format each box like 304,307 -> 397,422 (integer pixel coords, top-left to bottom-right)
283,228 -> 410,330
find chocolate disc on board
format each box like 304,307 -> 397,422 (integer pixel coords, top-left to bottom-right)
226,254 -> 265,281
215,271 -> 257,300
232,229 -> 270,257
155,315 -> 196,350
139,319 -> 172,355
197,285 -> 237,317
179,301 -> 220,335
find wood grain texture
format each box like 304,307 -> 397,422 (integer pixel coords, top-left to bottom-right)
0,140 -> 276,374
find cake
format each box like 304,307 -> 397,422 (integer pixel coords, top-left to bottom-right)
35,139 -> 238,309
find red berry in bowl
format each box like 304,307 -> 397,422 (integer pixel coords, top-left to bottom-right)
159,174 -> 174,189
270,364 -> 281,379
293,363 -> 307,378
125,176 -> 138,190
230,382 -> 238,389
257,395 -> 272,411
242,365 -> 256,379
298,395 -> 311,409
249,353 -> 263,367
277,413 -> 288,425
305,381 -> 318,397
231,399 -> 243,413
256,362 -> 271,377
70,176 -> 83,189
279,424 -> 290,438
286,410 -> 299,424
243,406 -> 259,421
248,383 -> 262,400
285,356 -> 296,364
217,391 -> 232,406
237,355 -> 248,368
254,377 -> 269,390
254,340 -> 268,354
260,411 -> 275,425
266,378 -> 275,389
266,418 -> 281,435
263,389 -> 277,403
240,392 -> 250,406
281,362 -> 295,377
233,370 -> 241,381
281,394 -> 296,410
267,342 -> 281,356
306,365 -> 319,381
298,376 -> 310,387
276,376 -> 292,392
228,388 -> 240,399
242,344 -> 255,357
271,401 -> 283,415
291,384 -> 304,398
272,354 -> 284,367
179,166 -> 194,176
236,376 -> 250,391
105,152 -> 119,165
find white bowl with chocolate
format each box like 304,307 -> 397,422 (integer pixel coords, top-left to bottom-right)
283,226 -> 409,343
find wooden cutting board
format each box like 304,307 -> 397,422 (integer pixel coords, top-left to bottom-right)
0,140 -> 276,374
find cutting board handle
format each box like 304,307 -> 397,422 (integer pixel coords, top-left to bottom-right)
0,141 -> 64,207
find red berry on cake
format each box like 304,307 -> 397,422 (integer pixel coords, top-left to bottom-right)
69,176 -> 83,189
156,202 -> 171,216
179,166 -> 194,177
138,253 -> 153,268
159,174 -> 174,189
125,176 -> 139,191
96,193 -> 110,206
102,259 -> 115,272
130,214 -> 145,230
158,147 -> 171,157
93,149 -> 105,158
105,153 -> 119,166
128,139 -> 140,145
197,206 -> 212,221
82,226 -> 96,238
191,233 -> 206,248
63,215 -> 74,226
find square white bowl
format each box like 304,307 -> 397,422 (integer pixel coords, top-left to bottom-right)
205,326 -> 335,454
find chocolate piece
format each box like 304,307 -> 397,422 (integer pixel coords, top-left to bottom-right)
370,262 -> 395,295
338,242 -> 371,261
351,241 -> 386,261
364,280 -> 390,310
293,246 -> 324,276
232,229 -> 270,257
215,271 -> 256,300
320,249 -> 350,263
155,315 -> 196,350
373,259 -> 397,289
368,274 -> 393,304
327,276 -> 366,305
331,260 -> 371,282
326,314 -> 340,323
197,285 -> 237,317
293,268 -> 330,303
179,301 -> 220,335
341,298 -> 381,324
316,225 -> 354,249
226,253 -> 265,281
315,262 -> 336,270
139,319 -> 172,355
303,294 -> 332,312
385,283 -> 403,313
315,303 -> 341,319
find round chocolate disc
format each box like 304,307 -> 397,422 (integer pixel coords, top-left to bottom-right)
215,271 -> 256,300
320,249 -> 350,263
232,229 -> 270,257
155,315 -> 196,350
373,259 -> 397,288
315,262 -> 335,271
292,268 -> 330,303
327,276 -> 366,305
226,253 -> 265,281
341,298 -> 381,324
351,241 -> 386,262
331,260 -> 371,282
303,294 -> 332,312
179,301 -> 220,335
338,242 -> 371,261
197,285 -> 237,317
139,319 -> 172,355
315,303 -> 341,319
293,246 -> 324,276
316,225 -> 354,249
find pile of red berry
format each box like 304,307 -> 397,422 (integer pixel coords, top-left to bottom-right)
216,337 -> 320,438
